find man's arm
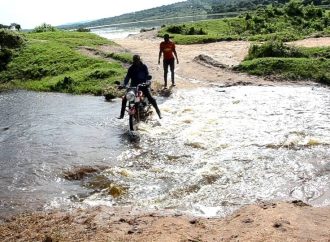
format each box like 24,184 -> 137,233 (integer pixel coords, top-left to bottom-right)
173,49 -> 179,64
158,42 -> 163,64
158,50 -> 162,65
173,43 -> 179,64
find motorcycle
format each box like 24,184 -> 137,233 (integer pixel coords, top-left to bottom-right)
117,77 -> 153,131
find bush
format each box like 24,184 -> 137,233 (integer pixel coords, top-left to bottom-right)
246,40 -> 303,60
0,29 -> 25,70
32,23 -> 57,33
167,25 -> 185,34
285,0 -> 304,16
0,49 -> 12,71
50,76 -> 74,92
0,29 -> 25,49
76,28 -> 90,32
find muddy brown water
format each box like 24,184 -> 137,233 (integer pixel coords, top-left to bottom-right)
1,85 -> 329,219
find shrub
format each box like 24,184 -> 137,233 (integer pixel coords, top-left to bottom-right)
246,40 -> 303,60
285,0 -> 304,16
76,28 -> 90,32
0,29 -> 25,70
167,25 -> 185,34
50,76 -> 74,92
32,23 -> 57,33
0,29 -> 25,49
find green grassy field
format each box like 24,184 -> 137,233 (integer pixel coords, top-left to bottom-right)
158,2 -> 330,44
236,41 -> 330,84
0,31 -> 128,95
157,1 -> 330,85
1,1 -> 329,94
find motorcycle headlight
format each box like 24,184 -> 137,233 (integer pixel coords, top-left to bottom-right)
126,90 -> 135,102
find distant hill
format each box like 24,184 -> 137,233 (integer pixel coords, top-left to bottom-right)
59,0 -> 330,29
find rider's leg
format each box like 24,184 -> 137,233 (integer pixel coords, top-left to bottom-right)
143,88 -> 162,119
118,96 -> 127,119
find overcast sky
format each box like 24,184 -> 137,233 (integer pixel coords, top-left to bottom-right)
0,0 -> 185,29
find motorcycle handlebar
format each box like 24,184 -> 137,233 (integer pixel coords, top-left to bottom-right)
117,82 -> 151,90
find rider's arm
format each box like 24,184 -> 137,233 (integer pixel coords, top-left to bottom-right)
123,67 -> 132,86
144,65 -> 151,85
145,64 -> 149,76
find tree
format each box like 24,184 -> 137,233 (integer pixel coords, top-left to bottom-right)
10,23 -> 21,31
285,0 -> 304,16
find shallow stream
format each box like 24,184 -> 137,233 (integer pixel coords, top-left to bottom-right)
1,85 -> 330,218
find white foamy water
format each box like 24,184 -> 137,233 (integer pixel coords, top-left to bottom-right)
1,86 -> 329,218
74,85 -> 330,217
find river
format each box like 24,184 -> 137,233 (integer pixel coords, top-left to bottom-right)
90,13 -> 238,39
1,85 -> 330,219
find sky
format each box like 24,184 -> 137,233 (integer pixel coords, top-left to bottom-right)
0,0 -> 185,29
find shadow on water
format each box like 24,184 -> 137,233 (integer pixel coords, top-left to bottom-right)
120,130 -> 141,144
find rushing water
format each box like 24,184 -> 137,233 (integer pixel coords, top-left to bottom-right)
1,85 -> 330,219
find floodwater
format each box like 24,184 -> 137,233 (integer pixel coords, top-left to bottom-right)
0,85 -> 330,219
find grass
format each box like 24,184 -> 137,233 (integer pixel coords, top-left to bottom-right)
158,18 -> 242,44
0,31 -> 127,96
157,1 -> 330,85
158,1 -> 330,44
106,52 -> 133,64
237,42 -> 330,84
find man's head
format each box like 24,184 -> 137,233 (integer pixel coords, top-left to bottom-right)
132,54 -> 141,65
164,34 -> 170,41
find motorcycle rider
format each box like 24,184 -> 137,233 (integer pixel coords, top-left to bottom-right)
118,54 -> 162,119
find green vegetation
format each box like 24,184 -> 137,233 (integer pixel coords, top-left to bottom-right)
2,0 -> 329,95
32,23 -> 58,33
159,1 -> 330,44
0,29 -> 25,71
106,52 -> 133,64
76,27 -> 91,32
236,40 -> 330,84
60,0 -> 330,30
156,1 -> 330,85
0,31 -> 127,95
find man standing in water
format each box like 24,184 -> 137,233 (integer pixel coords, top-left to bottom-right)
158,33 -> 179,89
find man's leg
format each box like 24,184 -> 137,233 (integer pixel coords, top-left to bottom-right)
163,60 -> 169,88
170,59 -> 175,86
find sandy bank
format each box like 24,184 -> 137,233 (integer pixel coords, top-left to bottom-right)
1,201 -> 330,241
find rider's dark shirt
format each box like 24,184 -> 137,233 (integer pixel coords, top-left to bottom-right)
124,63 -> 149,87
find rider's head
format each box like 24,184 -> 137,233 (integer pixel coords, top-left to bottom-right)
164,34 -> 170,41
133,54 -> 141,65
